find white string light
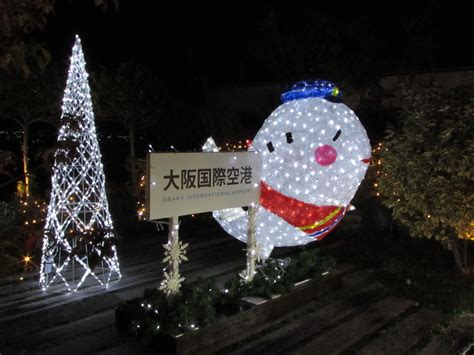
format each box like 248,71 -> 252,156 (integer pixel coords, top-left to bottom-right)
39,35 -> 121,291
205,83 -> 371,260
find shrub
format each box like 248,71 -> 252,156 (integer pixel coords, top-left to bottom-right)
378,82 -> 473,274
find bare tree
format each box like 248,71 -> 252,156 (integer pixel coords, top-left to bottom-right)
93,62 -> 165,197
0,70 -> 62,196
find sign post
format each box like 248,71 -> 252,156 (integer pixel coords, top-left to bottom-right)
245,205 -> 258,282
169,216 -> 179,280
147,152 -> 261,295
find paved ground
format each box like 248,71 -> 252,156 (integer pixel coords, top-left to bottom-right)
0,219 -> 473,354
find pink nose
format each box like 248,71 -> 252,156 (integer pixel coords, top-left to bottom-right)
315,144 -> 337,166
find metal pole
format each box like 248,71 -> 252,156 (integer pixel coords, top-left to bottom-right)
169,215 -> 180,293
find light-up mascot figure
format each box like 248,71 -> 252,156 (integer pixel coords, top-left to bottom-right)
203,80 -> 371,259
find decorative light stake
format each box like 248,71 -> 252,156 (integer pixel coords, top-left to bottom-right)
205,80 -> 371,260
159,217 -> 188,296
39,35 -> 121,291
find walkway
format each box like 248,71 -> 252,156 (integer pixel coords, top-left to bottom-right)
0,219 -> 472,354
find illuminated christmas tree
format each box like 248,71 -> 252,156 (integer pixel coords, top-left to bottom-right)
39,35 -> 121,291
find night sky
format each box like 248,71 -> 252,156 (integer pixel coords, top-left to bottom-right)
45,1 -> 474,87
1,1 -> 473,188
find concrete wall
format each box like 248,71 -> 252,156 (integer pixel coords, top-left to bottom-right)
380,69 -> 474,89
204,69 -> 474,115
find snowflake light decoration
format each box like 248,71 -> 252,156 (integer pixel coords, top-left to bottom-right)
159,239 -> 188,295
159,270 -> 186,296
162,240 -> 189,264
39,36 -> 121,291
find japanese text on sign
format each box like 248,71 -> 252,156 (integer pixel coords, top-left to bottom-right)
163,166 -> 253,191
146,152 -> 261,220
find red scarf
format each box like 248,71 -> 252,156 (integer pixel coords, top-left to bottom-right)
260,181 -> 346,237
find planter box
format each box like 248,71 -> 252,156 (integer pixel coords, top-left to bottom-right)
154,268 -> 345,354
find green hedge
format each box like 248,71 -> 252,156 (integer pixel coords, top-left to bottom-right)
115,249 -> 335,342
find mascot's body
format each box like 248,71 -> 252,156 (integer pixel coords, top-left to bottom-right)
203,80 -> 371,259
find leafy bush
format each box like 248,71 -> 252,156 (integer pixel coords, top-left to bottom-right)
285,249 -> 336,282
378,82 -> 474,273
116,278 -> 220,338
0,196 -> 46,278
116,248 -> 335,341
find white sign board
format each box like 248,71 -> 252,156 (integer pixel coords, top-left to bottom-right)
146,152 -> 261,220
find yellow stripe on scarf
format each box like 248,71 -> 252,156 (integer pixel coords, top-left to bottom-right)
298,207 -> 342,231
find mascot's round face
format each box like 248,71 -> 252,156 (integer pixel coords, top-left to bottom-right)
206,80 -> 372,259
251,97 -> 371,207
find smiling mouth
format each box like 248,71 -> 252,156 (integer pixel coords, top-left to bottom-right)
361,158 -> 372,164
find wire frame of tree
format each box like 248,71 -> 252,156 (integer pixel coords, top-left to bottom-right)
39,36 -> 121,291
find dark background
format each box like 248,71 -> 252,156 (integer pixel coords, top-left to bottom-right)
1,1 -> 473,191
46,1 -> 473,85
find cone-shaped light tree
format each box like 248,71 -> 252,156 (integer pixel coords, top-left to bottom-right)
39,36 -> 121,291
